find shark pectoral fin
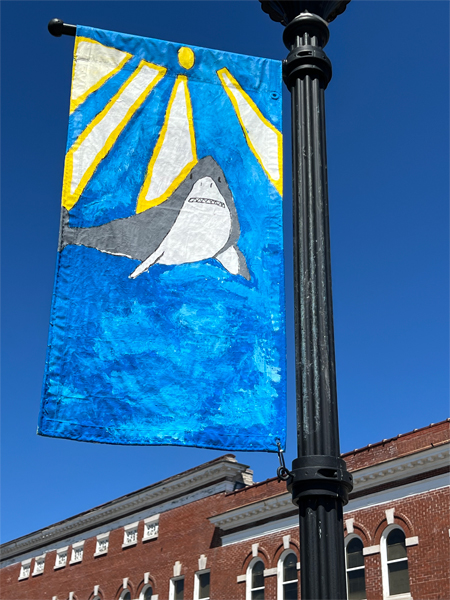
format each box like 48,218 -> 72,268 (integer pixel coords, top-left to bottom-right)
215,245 -> 250,280
129,251 -> 164,279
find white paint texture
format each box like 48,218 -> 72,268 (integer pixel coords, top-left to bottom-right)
144,78 -> 195,203
71,41 -> 130,103
220,70 -> 279,181
70,63 -> 162,195
130,177 -> 231,278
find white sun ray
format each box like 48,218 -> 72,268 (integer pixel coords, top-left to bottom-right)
218,68 -> 282,195
63,61 -> 167,211
70,38 -> 133,114
136,75 -> 197,213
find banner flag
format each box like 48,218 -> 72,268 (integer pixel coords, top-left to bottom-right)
38,26 -> 286,451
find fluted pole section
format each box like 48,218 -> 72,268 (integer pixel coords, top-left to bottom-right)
283,12 -> 353,599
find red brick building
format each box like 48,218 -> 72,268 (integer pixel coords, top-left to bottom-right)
1,420 -> 449,600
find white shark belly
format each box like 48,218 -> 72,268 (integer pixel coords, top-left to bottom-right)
157,203 -> 231,265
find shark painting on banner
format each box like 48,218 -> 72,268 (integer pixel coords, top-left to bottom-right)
38,26 -> 286,451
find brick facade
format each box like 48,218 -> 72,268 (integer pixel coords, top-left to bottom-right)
1,420 -> 449,600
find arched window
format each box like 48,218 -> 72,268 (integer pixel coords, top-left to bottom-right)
345,536 -> 366,600
120,591 -> 131,600
247,558 -> 265,600
381,526 -> 411,598
277,550 -> 298,599
139,584 -> 153,600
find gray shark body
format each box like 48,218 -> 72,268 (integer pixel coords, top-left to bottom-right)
60,156 -> 250,280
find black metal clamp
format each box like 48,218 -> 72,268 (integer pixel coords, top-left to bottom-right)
287,455 -> 353,506
282,13 -> 333,89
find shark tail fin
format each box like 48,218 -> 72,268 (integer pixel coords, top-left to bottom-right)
215,245 -> 250,280
58,207 -> 70,252
58,207 -> 80,252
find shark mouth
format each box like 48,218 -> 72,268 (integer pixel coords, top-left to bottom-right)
188,197 -> 225,208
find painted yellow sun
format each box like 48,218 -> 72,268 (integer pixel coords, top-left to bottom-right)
178,46 -> 195,70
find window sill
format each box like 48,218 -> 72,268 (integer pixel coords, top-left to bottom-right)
142,534 -> 158,542
386,594 -> 413,600
54,564 -> 66,570
93,551 -> 108,557
32,571 -> 44,577
122,541 -> 137,549
69,558 -> 82,565
18,576 -> 30,581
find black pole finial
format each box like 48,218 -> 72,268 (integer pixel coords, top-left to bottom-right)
48,19 -> 76,37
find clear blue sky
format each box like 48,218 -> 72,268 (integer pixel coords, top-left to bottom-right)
1,1 -> 448,544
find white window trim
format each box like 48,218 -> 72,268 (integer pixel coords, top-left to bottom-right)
143,514 -> 160,541
94,532 -> 110,557
380,525 -> 413,600
194,569 -> 210,600
18,558 -> 32,580
139,582 -> 157,600
32,554 -> 46,576
123,521 -> 139,548
169,576 -> 185,600
277,549 -> 299,600
119,589 -> 131,600
54,546 -> 69,570
246,556 -> 265,600
70,540 -> 84,564
345,534 -> 367,600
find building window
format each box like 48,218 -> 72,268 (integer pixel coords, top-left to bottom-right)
143,514 -> 159,541
95,533 -> 109,556
247,558 -> 265,600
277,551 -> 298,600
70,541 -> 84,564
54,547 -> 68,570
32,554 -> 45,576
123,522 -> 139,547
140,584 -> 153,600
19,559 -> 31,580
170,577 -> 185,600
381,526 -> 411,598
120,591 -> 131,600
194,570 -> 210,600
345,537 -> 366,600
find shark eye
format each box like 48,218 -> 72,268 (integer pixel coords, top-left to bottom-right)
210,183 -> 213,188
218,176 -> 221,183
190,174 -> 193,179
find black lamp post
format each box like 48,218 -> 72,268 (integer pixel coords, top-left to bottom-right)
260,2 -> 353,599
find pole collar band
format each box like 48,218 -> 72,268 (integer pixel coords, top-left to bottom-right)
283,45 -> 332,88
287,455 -> 353,505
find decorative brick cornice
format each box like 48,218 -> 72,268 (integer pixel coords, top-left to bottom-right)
210,494 -> 293,530
210,443 -> 450,532
0,456 -> 252,563
351,443 -> 449,491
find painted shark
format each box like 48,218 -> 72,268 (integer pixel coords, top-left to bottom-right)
60,156 -> 250,280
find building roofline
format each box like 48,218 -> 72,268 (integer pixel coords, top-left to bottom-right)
0,454 -> 252,561
226,419 -> 450,498
341,419 -> 449,458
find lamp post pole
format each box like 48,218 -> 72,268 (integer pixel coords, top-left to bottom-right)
260,2 -> 353,598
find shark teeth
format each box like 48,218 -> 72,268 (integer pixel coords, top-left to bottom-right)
188,197 -> 225,208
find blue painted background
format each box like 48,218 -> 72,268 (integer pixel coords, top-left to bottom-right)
38,27 -> 286,451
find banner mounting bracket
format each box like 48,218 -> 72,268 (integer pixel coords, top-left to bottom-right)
48,19 -> 76,37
